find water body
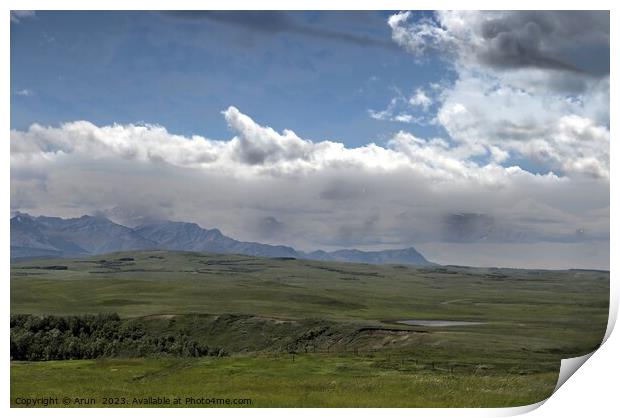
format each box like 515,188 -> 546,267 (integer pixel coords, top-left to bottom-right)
396,320 -> 485,327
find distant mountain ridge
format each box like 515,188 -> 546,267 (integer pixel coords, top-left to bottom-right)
10,213 -> 433,266
10,213 -> 156,259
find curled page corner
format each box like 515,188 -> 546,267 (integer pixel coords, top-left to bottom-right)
499,399 -> 547,416
550,292 -> 619,393
553,351 -> 595,393
503,351 -> 599,416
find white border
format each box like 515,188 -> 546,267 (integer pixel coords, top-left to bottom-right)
3,1 -> 617,417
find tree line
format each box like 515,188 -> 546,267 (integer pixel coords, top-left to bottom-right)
10,313 -> 227,361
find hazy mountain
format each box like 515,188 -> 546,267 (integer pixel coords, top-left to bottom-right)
10,213 -> 69,258
304,247 -> 431,265
135,221 -> 299,258
10,213 -> 432,265
10,213 -> 157,258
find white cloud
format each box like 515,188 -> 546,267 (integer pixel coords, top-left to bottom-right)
12,106 -> 565,185
368,97 -> 400,121
408,88 -> 432,110
388,12 -> 454,58
224,106 -> 316,166
435,72 -> 609,178
15,89 -> 33,97
11,120 -> 225,168
11,11 -> 35,24
488,146 -> 509,164
387,11 -> 609,180
368,87 -> 434,124
392,114 -> 415,123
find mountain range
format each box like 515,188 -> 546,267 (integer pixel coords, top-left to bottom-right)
10,212 -> 433,266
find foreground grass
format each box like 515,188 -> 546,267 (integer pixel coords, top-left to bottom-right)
11,355 -> 557,408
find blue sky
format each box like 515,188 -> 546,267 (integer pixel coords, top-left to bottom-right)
11,11 -> 451,147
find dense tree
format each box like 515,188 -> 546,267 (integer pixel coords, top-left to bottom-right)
10,314 -> 223,361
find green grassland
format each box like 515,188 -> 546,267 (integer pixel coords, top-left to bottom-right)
11,356 -> 559,407
10,250 -> 609,407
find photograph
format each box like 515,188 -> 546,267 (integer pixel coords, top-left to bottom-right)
9,8 -> 610,408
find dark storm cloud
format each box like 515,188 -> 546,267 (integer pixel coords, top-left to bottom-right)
442,213 -> 495,243
440,212 -> 606,244
475,11 -> 609,75
441,213 -> 534,243
390,11 -> 609,77
162,11 -> 397,49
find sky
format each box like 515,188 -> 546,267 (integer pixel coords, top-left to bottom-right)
10,10 -> 610,269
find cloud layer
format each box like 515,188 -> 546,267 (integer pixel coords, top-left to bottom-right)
13,105 -> 580,183
11,105 -> 609,269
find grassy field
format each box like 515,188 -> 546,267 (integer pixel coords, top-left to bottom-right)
11,356 -> 559,407
10,250 -> 609,407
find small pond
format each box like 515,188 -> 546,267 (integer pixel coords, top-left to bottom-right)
396,320 -> 485,327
